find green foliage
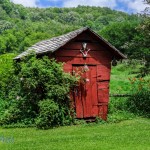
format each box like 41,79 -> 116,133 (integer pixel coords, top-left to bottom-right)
0,0 -> 13,14
0,54 -> 77,127
0,20 -> 13,34
95,117 -> 107,124
138,55 -> 150,77
131,18 -> 150,76
73,119 -> 87,125
100,21 -> 140,55
126,78 -> 150,117
108,110 -> 135,123
35,100 -> 60,129
0,53 -> 16,98
100,6 -> 149,61
109,61 -> 149,122
108,97 -> 135,123
0,0 -> 149,127
0,0 -> 141,55
36,98 -> 74,129
0,37 -> 7,53
108,97 -> 128,114
109,60 -> 142,95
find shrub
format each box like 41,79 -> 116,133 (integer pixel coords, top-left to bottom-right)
126,78 -> 150,117
36,99 -> 74,129
0,53 -> 15,100
35,100 -> 60,129
0,54 -> 78,127
108,97 -> 128,114
0,103 -> 22,125
108,97 -> 135,122
107,110 -> 135,123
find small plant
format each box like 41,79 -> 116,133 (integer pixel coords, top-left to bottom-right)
73,119 -> 87,125
95,116 -> 106,124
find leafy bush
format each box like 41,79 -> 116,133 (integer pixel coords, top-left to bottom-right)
0,53 -> 16,98
108,97 -> 127,114
35,99 -> 75,129
108,97 -> 135,122
109,77 -> 150,121
35,100 -> 60,129
0,54 -> 78,127
126,78 -> 150,117
107,110 -> 135,123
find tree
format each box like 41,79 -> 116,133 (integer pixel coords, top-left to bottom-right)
127,0 -> 150,76
100,21 -> 139,55
137,0 -> 150,76
0,0 -> 13,14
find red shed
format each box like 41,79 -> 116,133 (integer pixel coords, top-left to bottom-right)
15,27 -> 126,120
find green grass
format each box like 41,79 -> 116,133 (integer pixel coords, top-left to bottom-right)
110,61 -> 144,94
0,56 -> 150,149
109,61 -> 150,121
0,118 -> 150,150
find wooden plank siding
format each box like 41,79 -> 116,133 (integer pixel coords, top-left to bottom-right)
15,27 -> 126,121
54,34 -> 112,120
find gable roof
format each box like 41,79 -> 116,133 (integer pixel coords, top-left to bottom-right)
14,27 -> 127,60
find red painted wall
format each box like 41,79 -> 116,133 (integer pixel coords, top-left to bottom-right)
51,32 -> 112,120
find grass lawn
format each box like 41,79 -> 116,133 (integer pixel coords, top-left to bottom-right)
0,118 -> 150,150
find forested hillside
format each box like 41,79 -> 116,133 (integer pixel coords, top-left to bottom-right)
0,0 -> 143,56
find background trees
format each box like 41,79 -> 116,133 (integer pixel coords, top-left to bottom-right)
0,0 -> 142,59
100,21 -> 140,56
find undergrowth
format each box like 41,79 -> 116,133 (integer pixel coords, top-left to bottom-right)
109,60 -> 150,122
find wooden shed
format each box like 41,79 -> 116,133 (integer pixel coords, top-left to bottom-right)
15,27 -> 126,120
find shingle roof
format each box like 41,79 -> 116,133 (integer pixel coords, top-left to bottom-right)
14,27 -> 126,60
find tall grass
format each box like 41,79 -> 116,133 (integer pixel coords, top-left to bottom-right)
110,60 -> 142,94
109,60 -> 150,121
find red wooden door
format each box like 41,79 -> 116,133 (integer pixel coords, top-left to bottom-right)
73,65 -> 98,118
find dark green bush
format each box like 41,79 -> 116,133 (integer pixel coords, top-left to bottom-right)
127,78 -> 150,117
35,100 -> 60,129
0,103 -> 22,125
0,54 -> 78,127
35,99 -> 75,129
108,97 -> 135,122
108,97 -> 128,114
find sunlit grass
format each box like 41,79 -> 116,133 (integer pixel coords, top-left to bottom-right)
110,61 -> 144,94
0,56 -> 150,150
0,118 -> 150,150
